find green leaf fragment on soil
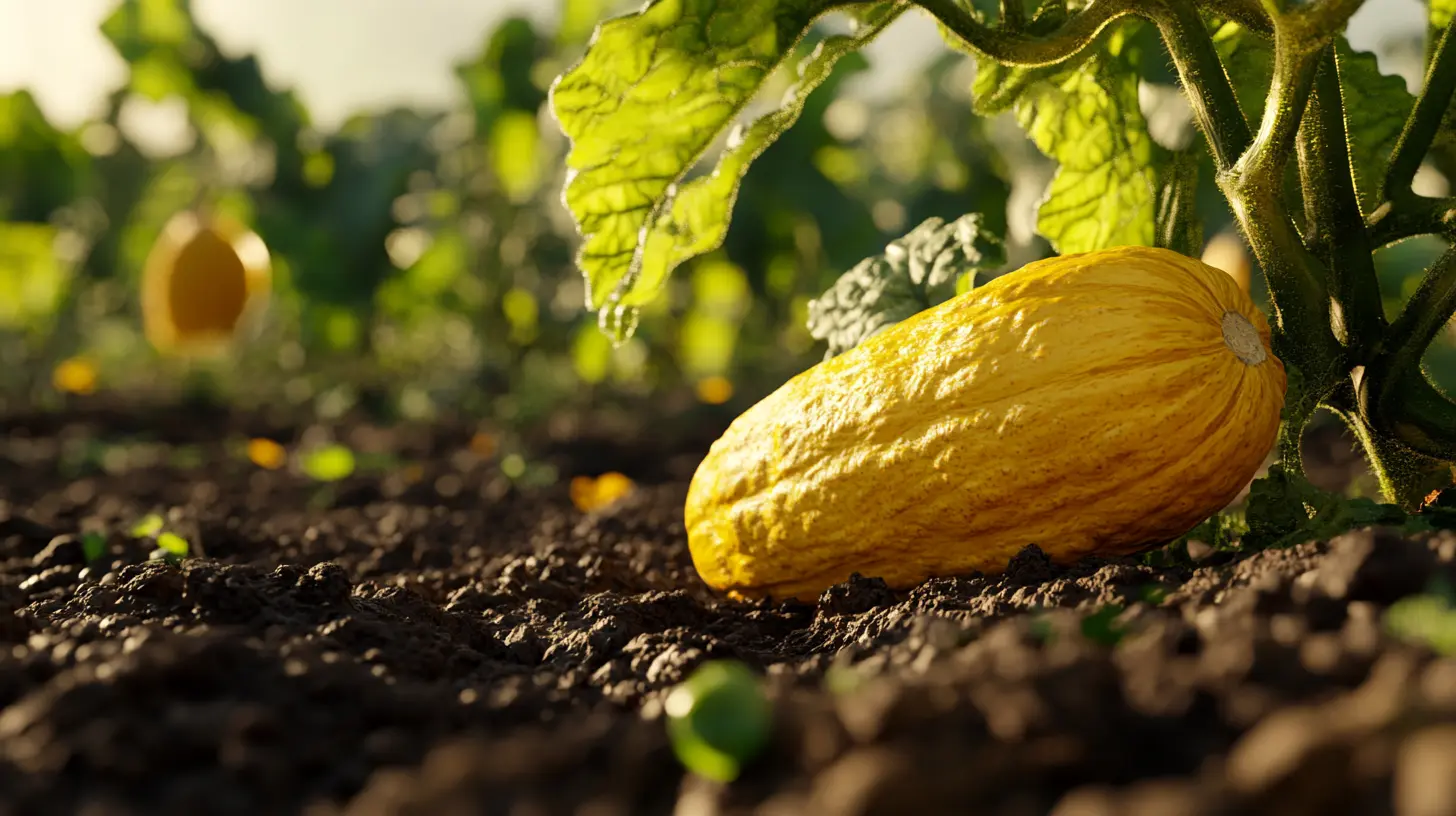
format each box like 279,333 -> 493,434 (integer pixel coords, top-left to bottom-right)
156,532 -> 190,557
664,661 -> 773,782
1385,591 -> 1456,656
806,213 -> 1005,358
550,0 -> 902,341
130,513 -> 165,539
81,532 -> 107,563
1080,605 -> 1127,646
303,445 -> 356,482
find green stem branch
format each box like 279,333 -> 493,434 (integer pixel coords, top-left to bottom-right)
1367,195 -> 1456,247
1146,2 -> 1252,170
1217,20 -> 1340,381
914,0 -> 1136,66
1384,20 -> 1456,200
1296,46 -> 1387,359
1362,245 -> 1456,462
1283,0 -> 1366,49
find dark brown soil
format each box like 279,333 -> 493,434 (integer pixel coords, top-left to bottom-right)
2,405 -> 1455,816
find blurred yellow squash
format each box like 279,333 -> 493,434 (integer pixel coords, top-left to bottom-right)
685,246 -> 1287,601
141,210 -> 271,356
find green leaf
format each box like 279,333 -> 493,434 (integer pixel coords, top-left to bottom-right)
550,0 -> 902,341
0,223 -> 72,334
81,532 -> 108,563
1243,462 -> 1408,550
806,213 -> 1006,358
101,0 -> 193,63
156,532 -> 190,558
1335,39 -> 1416,216
1433,0 -> 1456,65
302,444 -> 356,482
130,513 -> 166,539
665,661 -> 772,782
1080,605 -> 1128,647
1385,591 -> 1456,656
1436,1 -> 1456,31
1016,30 -> 1162,253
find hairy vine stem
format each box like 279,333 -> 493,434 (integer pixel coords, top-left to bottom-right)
1297,46 -> 1386,359
1384,20 -> 1456,201
913,0 -> 1136,66
1368,195 -> 1456,247
1363,245 -> 1456,463
1200,3 -> 1342,384
1354,16 -> 1456,471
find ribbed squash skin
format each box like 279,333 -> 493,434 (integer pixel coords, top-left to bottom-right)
685,246 -> 1287,601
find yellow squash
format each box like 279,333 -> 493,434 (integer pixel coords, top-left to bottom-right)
141,211 -> 272,357
685,246 -> 1287,601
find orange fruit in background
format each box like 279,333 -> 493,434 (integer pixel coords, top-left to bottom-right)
570,472 -> 636,512
1201,230 -> 1252,294
141,211 -> 271,356
52,356 -> 98,395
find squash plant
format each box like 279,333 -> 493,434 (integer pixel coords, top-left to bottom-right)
548,0 -> 1456,512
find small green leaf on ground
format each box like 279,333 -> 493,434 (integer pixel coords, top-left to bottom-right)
155,531 -> 190,558
130,513 -> 165,539
1385,589 -> 1456,656
664,660 -> 773,782
1080,605 -> 1128,646
81,532 -> 107,562
550,0 -> 902,341
806,213 -> 1005,358
302,444 -> 356,482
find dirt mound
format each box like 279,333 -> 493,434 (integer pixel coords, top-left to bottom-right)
2,409 -> 1453,815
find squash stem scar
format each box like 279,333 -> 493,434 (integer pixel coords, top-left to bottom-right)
1221,311 -> 1267,365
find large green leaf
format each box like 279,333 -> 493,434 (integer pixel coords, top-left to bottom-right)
1335,41 -> 1415,215
550,0 -> 902,340
1015,28 -> 1162,253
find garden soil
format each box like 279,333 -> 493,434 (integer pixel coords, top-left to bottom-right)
2,402 -> 1455,816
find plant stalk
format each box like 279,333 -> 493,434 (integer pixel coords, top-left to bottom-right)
1367,195 -> 1456,247
1360,245 -> 1456,465
914,0 -> 1136,66
1296,46 -> 1387,360
1383,20 -> 1456,201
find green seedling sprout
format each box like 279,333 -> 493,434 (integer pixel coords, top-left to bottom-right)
1080,605 -> 1129,647
664,661 -> 773,783
81,532 -> 107,563
1384,578 -> 1456,656
302,444 -> 356,482
130,513 -> 165,538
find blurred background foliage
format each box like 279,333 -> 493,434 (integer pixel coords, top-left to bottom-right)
1,0 -> 1452,439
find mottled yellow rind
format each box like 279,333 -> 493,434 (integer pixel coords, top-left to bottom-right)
142,211 -> 272,357
685,246 -> 1287,601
